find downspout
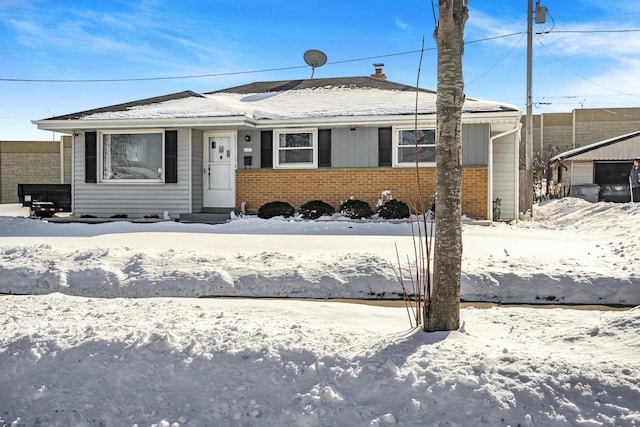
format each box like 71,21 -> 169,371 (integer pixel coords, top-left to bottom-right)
488,122 -> 522,221
71,132 -> 76,215
188,128 -> 193,214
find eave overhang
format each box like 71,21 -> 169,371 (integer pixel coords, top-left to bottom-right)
33,110 -> 521,134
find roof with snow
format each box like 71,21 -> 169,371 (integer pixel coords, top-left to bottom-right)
550,130 -> 640,162
43,77 -> 518,123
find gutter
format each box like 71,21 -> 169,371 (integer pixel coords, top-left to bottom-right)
32,111 -> 521,133
31,116 -> 248,132
488,122 -> 522,221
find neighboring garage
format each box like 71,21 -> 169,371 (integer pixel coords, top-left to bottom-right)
594,161 -> 633,185
550,131 -> 640,202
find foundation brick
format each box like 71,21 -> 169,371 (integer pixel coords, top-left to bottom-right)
237,167 -> 488,219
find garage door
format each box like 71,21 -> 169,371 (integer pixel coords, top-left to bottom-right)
594,161 -> 633,185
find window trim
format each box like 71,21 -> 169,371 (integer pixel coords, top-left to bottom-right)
273,128 -> 318,169
98,129 -> 165,184
392,126 -> 437,167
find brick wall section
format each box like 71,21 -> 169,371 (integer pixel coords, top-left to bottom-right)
0,140 -> 71,204
236,167 -> 488,219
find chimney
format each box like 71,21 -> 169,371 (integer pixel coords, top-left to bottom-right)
370,63 -> 387,80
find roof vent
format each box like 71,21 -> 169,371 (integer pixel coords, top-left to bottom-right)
371,63 -> 387,80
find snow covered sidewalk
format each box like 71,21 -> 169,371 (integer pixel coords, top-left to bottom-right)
1,294 -> 639,426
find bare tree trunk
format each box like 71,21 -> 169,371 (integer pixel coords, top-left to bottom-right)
425,0 -> 468,332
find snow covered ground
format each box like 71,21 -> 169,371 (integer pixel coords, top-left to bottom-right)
1,198 -> 638,304
1,199 -> 639,426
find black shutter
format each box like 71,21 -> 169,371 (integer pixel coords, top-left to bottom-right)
85,131 -> 97,183
318,129 -> 332,168
165,130 -> 178,183
260,131 -> 273,168
378,127 -> 392,167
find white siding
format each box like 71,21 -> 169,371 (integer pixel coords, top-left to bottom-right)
72,129 -> 191,218
568,161 -> 594,185
492,132 -> 518,221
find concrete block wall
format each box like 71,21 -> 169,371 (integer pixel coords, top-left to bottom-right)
236,167 -> 488,219
523,108 -> 640,156
0,140 -> 71,204
575,121 -> 640,147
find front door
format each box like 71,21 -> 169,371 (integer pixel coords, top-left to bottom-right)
203,131 -> 236,209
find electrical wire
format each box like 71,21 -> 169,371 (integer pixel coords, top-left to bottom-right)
0,28 -> 638,84
466,32 -> 526,88
544,29 -> 640,34
0,33 -> 524,83
430,0 -> 438,29
535,36 -> 640,99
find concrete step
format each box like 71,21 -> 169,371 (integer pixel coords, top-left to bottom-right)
179,212 -> 231,224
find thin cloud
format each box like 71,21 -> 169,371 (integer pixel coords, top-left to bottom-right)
396,18 -> 408,30
466,9 -> 524,47
3,3 -> 246,77
537,26 -> 640,59
562,58 -> 640,98
468,7 -> 639,59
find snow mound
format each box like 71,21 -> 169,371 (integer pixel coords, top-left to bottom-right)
532,198 -> 640,235
0,201 -> 639,305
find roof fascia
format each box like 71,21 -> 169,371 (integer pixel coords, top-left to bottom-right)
32,116 -> 250,132
32,111 -> 520,132
550,130 -> 640,162
252,111 -> 520,129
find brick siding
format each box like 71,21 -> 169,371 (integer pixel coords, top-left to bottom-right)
236,167 -> 488,219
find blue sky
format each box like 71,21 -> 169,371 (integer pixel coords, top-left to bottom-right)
1,0 -> 639,140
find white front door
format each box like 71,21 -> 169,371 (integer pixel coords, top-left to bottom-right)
203,131 -> 236,208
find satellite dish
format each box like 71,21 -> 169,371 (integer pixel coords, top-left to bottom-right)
303,49 -> 327,78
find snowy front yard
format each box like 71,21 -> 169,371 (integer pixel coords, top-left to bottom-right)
0,199 -> 639,426
1,198 -> 638,305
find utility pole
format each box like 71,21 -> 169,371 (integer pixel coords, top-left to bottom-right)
526,0 -> 547,172
526,0 -> 533,172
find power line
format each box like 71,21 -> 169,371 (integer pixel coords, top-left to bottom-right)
543,29 -> 640,34
1,28 -> 638,84
535,36 -> 640,99
0,34 -> 524,84
467,32 -> 526,88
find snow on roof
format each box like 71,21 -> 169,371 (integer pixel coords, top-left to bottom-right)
550,130 -> 640,162
50,78 -> 518,122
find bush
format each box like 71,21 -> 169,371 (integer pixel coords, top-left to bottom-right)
378,199 -> 410,219
257,201 -> 295,219
111,213 -> 128,219
298,200 -> 335,220
340,199 -> 373,219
